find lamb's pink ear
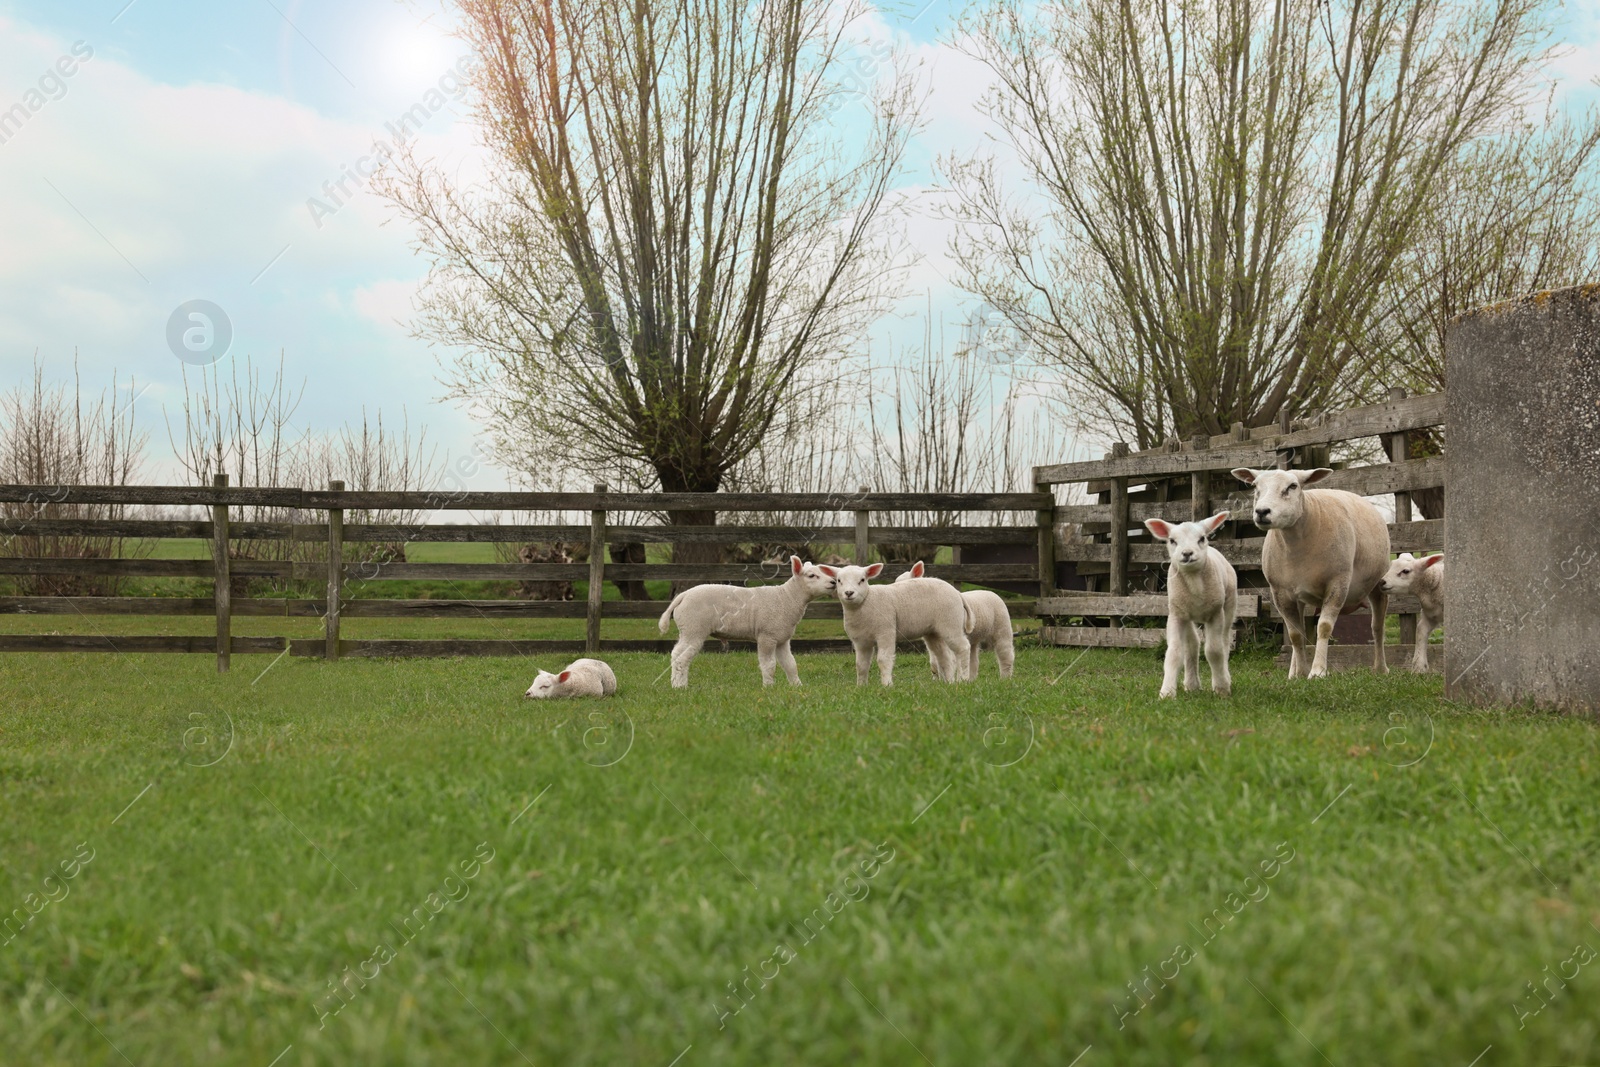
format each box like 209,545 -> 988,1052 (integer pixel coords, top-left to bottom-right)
1143,519 -> 1172,539
817,565 -> 838,578
790,555 -> 803,576
1419,553 -> 1443,570
865,562 -> 884,579
910,560 -> 925,578
1300,467 -> 1334,485
557,670 -> 571,683
1230,468 -> 1258,485
1202,511 -> 1230,535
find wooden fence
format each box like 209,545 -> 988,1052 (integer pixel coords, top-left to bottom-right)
0,480 -> 1053,671
1031,388 -> 1447,668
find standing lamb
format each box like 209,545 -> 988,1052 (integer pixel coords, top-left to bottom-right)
895,561 -> 1015,679
1143,512 -> 1237,697
1230,467 -> 1391,678
657,556 -> 836,688
1378,552 -> 1444,671
820,562 -> 974,686
524,658 -> 618,698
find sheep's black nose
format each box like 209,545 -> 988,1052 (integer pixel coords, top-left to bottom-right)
1180,551 -> 1194,561
1255,508 -> 1271,521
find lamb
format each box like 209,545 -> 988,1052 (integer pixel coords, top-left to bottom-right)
895,561 -> 1015,679
819,562 -> 974,686
657,555 -> 836,688
524,658 -> 618,699
1378,552 -> 1444,672
1230,467 -> 1391,678
1143,512 -> 1237,697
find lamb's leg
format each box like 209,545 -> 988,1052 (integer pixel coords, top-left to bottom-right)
924,638 -> 938,679
756,635 -> 778,687
854,640 -> 873,686
1205,611 -> 1233,696
1308,581 -> 1349,679
1273,587 -> 1306,679
1183,621 -> 1201,691
1159,615 -> 1184,698
1368,586 -> 1389,674
1411,610 -> 1433,672
777,640 -> 801,685
670,637 -> 702,689
944,632 -> 971,683
995,628 -> 1015,679
968,637 -> 981,682
875,632 -> 896,687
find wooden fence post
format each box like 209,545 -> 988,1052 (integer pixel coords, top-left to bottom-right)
1386,386 -> 1417,648
325,480 -> 344,662
1109,443 -> 1130,596
854,485 -> 871,565
1277,408 -> 1294,469
587,483 -> 606,653
211,473 -> 230,674
1033,468 -> 1056,599
1189,434 -> 1210,522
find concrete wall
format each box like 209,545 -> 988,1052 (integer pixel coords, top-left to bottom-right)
1445,284 -> 1600,712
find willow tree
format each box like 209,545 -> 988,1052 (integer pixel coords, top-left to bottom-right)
946,0 -> 1561,449
385,0 -> 918,536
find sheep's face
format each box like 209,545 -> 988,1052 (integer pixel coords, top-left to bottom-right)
892,561 -> 927,584
1144,512 -> 1229,571
820,562 -> 883,605
1231,467 -> 1331,530
797,559 -> 837,598
1378,552 -> 1441,593
524,670 -> 560,698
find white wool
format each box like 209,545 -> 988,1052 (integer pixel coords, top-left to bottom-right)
1144,513 -> 1238,698
657,556 -> 836,688
894,562 -> 1013,679
824,562 -> 972,686
524,658 -> 618,699
1231,467 -> 1392,679
1379,552 -> 1444,671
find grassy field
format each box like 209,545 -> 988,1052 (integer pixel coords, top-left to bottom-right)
1,638 -> 1596,1066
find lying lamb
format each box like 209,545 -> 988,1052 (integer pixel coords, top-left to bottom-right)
657,555 -> 836,688
524,658 -> 618,698
1231,467 -> 1391,678
1378,552 -> 1444,672
895,561 -> 1015,679
820,562 -> 973,686
1143,512 -> 1237,697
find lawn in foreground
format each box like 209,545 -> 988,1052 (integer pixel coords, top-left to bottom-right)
0,646 -> 1596,1066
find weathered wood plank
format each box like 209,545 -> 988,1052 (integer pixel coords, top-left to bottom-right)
0,635 -> 286,654
212,473 -> 231,673
1037,594 -> 1260,619
1388,519 -> 1445,552
1038,625 -> 1168,648
0,519 -> 212,539
1037,448 -> 1283,486
339,562 -> 1039,582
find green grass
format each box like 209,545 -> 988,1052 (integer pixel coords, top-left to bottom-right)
1,641 -> 1597,1066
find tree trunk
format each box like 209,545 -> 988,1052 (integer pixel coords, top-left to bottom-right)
669,508 -> 722,596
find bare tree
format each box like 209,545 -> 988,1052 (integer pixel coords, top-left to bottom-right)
0,359 -> 147,595
381,0 -> 921,574
946,0 -> 1562,450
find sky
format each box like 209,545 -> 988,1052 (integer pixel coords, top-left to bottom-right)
0,0 -> 1596,490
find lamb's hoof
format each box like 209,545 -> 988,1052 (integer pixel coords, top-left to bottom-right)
1213,686 -> 1232,698
1158,688 -> 1176,699
1307,665 -> 1328,679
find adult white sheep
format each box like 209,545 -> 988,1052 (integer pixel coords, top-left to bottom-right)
895,561 -> 1015,679
1378,552 -> 1444,672
524,658 -> 618,698
820,562 -> 973,686
1230,467 -> 1391,678
657,555 -> 835,688
1143,512 -> 1237,697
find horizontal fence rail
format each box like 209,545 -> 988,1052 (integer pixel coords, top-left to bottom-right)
0,480 -> 1055,669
